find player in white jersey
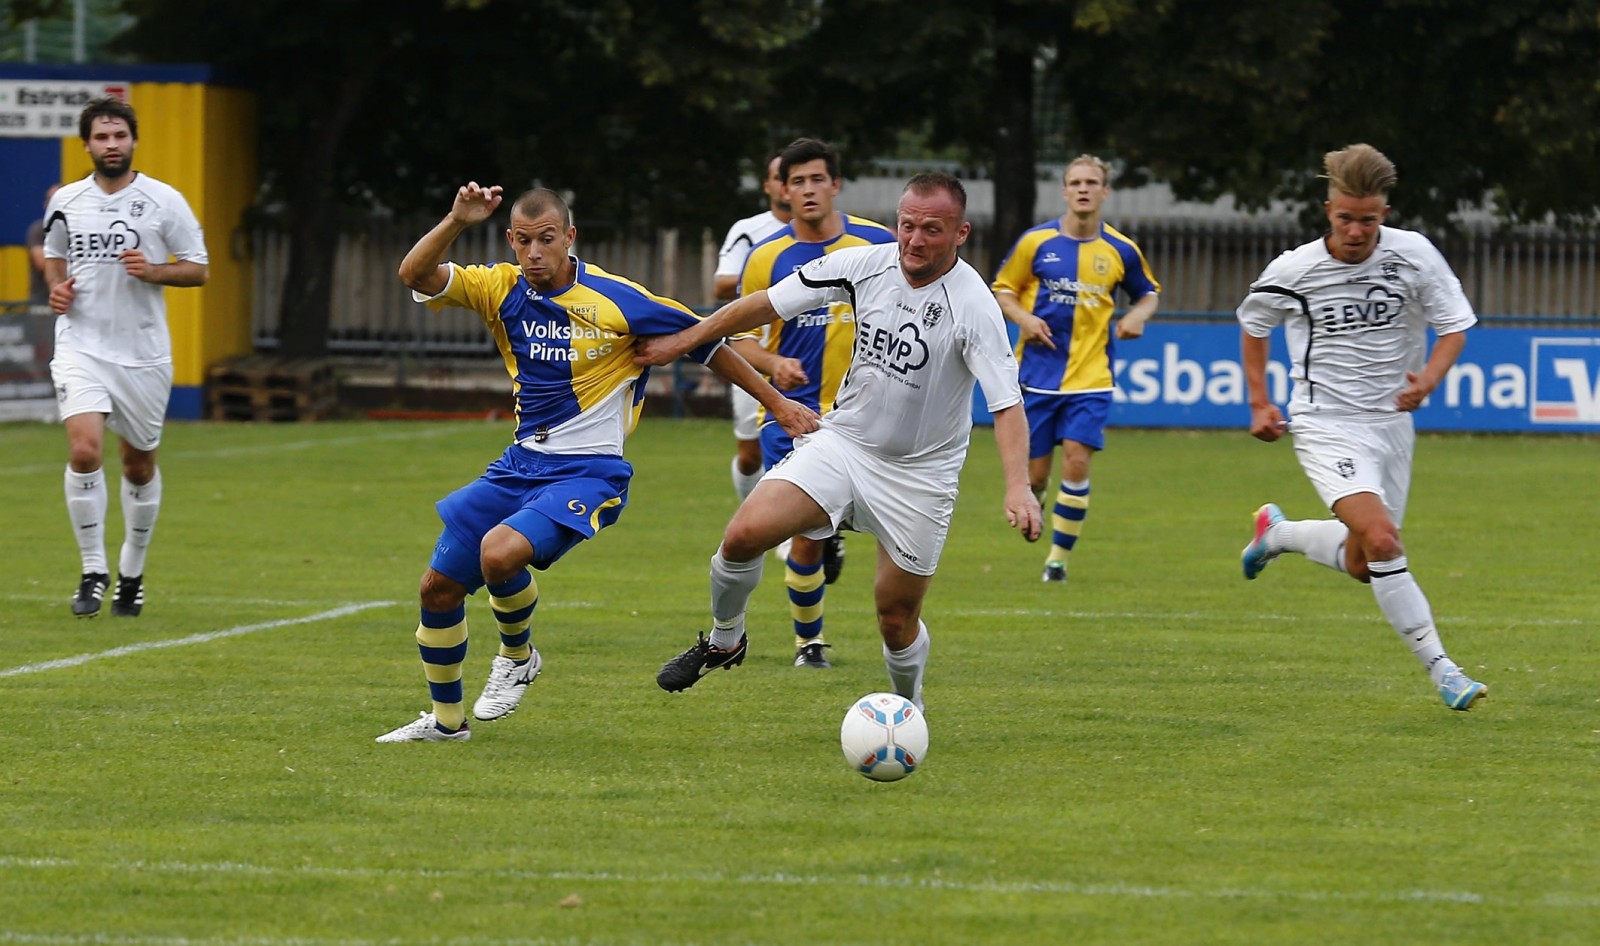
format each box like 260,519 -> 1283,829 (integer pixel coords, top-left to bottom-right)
714,151 -> 792,504
1236,143 -> 1487,711
639,172 -> 1043,711
42,97 -> 209,619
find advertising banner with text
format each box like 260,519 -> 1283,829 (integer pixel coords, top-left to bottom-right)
977,322 -> 1600,434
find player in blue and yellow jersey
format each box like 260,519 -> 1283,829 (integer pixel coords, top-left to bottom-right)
377,183 -> 818,743
991,154 -> 1161,585
731,137 -> 894,670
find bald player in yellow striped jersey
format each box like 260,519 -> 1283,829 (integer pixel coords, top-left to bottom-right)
377,183 -> 817,743
733,137 -> 894,669
992,154 -> 1160,585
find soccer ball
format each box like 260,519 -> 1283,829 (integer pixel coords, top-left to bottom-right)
840,692 -> 928,781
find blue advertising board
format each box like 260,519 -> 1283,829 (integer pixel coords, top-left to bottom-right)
975,321 -> 1600,434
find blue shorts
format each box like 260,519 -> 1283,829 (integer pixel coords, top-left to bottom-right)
1024,391 -> 1111,457
759,421 -> 798,471
430,445 -> 632,591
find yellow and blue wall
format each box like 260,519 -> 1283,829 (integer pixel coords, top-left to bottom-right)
1,64 -> 256,418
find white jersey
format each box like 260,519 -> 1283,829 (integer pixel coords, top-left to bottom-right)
42,172 -> 208,367
767,242 -> 1022,470
715,210 -> 787,280
1237,226 -> 1475,416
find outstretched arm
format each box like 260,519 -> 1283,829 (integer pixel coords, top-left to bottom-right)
399,182 -> 503,296
991,403 -> 1043,542
635,291 -> 781,367
706,344 -> 819,437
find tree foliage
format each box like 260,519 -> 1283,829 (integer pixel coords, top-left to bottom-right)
31,0 -> 1596,353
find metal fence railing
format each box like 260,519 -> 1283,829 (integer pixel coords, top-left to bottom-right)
248,217 -> 1600,360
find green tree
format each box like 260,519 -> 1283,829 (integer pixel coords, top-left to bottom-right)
103,0 -> 803,357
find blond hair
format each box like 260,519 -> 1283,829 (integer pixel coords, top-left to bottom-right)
1323,144 -> 1397,200
1063,154 -> 1112,186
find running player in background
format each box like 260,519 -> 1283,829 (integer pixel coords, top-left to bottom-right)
727,137 -> 894,669
1237,143 -> 1487,711
991,154 -> 1159,585
43,97 -> 209,619
640,172 -> 1041,711
714,150 -> 792,504
379,182 -> 816,743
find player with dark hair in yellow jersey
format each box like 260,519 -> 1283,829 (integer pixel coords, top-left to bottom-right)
377,182 -> 817,742
733,137 -> 894,669
992,154 -> 1161,585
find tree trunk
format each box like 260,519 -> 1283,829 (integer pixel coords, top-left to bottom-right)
273,58 -> 388,359
990,19 -> 1037,277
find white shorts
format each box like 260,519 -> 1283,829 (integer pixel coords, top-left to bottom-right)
1290,411 -> 1414,526
730,385 -> 762,441
764,426 -> 958,577
50,349 -> 173,451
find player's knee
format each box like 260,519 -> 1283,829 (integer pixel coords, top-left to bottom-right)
478,541 -> 528,585
418,569 -> 465,611
67,442 -> 101,471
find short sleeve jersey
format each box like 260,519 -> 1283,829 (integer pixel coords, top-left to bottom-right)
767,242 -> 1022,472
417,258 -> 721,454
741,213 -> 895,417
42,172 -> 209,367
1236,226 -> 1477,416
714,210 -> 787,279
991,221 -> 1159,394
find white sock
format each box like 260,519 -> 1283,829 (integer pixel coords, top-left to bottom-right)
709,546 -> 764,648
1369,556 -> 1457,685
883,621 -> 930,711
118,467 -> 162,578
65,465 -> 108,574
731,453 -> 764,501
1280,519 -> 1349,573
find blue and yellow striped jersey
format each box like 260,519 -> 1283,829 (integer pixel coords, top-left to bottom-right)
740,213 -> 895,417
991,221 -> 1160,394
421,258 -> 718,453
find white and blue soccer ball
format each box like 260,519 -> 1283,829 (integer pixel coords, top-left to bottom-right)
840,692 -> 928,781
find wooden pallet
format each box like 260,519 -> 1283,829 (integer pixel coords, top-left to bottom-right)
206,356 -> 338,421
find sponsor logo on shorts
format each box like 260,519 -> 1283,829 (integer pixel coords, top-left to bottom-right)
893,543 -> 920,566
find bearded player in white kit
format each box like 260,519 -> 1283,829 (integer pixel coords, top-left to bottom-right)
1237,143 -> 1487,711
637,172 -> 1043,710
43,96 -> 209,619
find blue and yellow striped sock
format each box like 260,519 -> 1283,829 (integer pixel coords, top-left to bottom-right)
786,555 -> 826,645
1047,480 -> 1090,569
487,569 -> 537,662
416,604 -> 468,731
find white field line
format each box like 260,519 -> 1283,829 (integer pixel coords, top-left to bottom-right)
0,424 -> 483,477
0,592 -> 599,609
1,855 -> 1596,915
0,602 -> 394,679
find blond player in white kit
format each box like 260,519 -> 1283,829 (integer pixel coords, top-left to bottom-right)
43,96 -> 209,619
1236,143 -> 1487,711
638,172 -> 1042,710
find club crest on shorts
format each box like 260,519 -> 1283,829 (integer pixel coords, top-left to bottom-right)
1335,457 -> 1357,479
921,300 -> 944,328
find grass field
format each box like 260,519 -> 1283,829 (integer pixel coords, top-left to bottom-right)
1,417 -> 1597,945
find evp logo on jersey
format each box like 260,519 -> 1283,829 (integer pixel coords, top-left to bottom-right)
1530,337 -> 1600,424
1318,285 -> 1403,335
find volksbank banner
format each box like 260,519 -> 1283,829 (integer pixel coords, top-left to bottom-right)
976,322 -> 1600,434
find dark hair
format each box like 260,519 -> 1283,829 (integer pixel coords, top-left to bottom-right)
510,187 -> 573,228
903,171 -> 968,213
78,96 -> 137,141
778,137 -> 840,183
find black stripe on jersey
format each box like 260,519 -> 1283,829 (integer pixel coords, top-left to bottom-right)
44,209 -> 69,237
796,269 -> 857,312
1247,284 -> 1317,404
728,233 -> 753,251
